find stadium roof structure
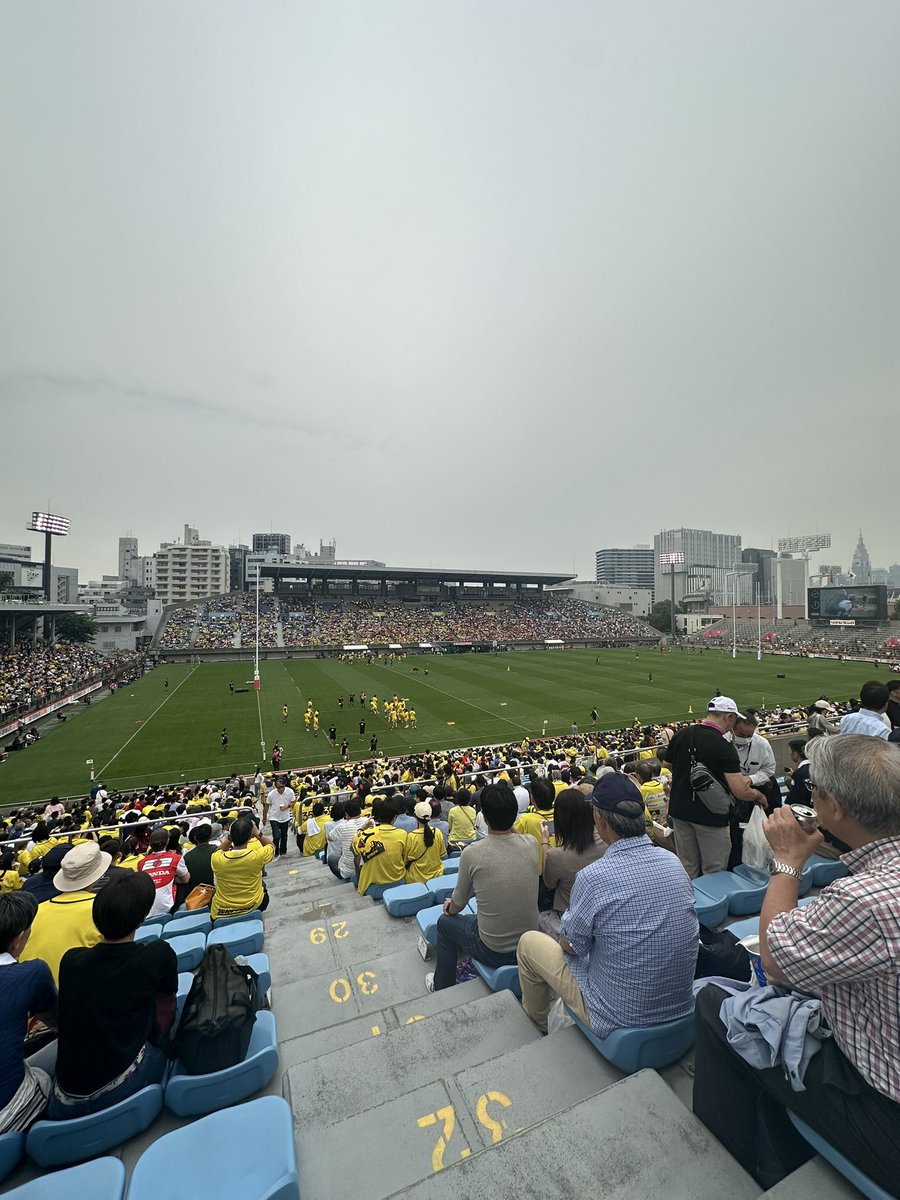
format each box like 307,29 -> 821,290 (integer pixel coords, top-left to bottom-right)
258,561 -> 575,588
0,601 -> 87,616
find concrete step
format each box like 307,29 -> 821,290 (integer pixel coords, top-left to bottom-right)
279,978 -> 490,1071
287,990 -> 538,1134
383,1069 -> 761,1200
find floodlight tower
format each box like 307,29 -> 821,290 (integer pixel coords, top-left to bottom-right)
27,511 -> 70,641
776,534 -> 831,619
657,552 -> 684,639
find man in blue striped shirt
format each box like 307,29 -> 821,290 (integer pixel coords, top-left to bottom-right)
517,774 -> 698,1035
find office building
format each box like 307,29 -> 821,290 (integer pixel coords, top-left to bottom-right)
147,525 -> 228,606
252,532 -> 292,555
595,547 -> 654,593
653,528 -> 743,607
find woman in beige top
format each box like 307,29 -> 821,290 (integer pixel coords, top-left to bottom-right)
538,787 -> 606,937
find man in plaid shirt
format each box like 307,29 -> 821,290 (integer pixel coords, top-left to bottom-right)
693,735 -> 900,1193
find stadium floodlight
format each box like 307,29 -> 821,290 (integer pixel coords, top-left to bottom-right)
27,510 -> 71,605
657,553 -> 685,639
29,512 -> 71,536
775,534 -> 831,619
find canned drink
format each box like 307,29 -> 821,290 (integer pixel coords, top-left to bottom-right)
789,804 -> 818,831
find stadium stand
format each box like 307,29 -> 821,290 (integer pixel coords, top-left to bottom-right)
0,645 -> 142,725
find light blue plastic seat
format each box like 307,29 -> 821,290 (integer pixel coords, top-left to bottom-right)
176,971 -> 194,1020
471,960 -> 521,998
807,854 -> 849,886
416,906 -> 441,945
424,877 -> 455,905
463,897 -> 477,915
168,932 -> 207,971
568,1009 -> 695,1073
245,952 -> 271,996
141,914 -> 171,930
787,1112 -> 894,1200
2,1156 -> 125,1199
362,883 -> 392,900
315,849 -> 325,860
0,1130 -> 25,1184
26,1084 -> 163,1167
134,925 -> 161,945
726,916 -> 760,942
692,872 -> 768,916
382,883 -> 433,916
208,920 -> 264,957
693,891 -> 729,928
441,860 -> 461,875
127,1095 -> 298,1200
165,1011 -> 279,1117
174,903 -> 210,916
213,909 -> 264,928
163,912 -> 212,940
734,862 -> 813,897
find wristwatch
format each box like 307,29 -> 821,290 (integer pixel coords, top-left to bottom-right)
769,860 -> 802,880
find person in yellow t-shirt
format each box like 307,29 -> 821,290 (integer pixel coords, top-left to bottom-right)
302,802 -> 328,856
1,848 -> 22,890
405,802 -> 445,883
210,816 -> 275,918
635,761 -> 668,829
19,843 -> 110,983
514,777 -> 558,871
352,798 -> 408,896
447,792 -> 477,851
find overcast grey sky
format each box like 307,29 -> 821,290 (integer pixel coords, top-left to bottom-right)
2,1 -> 897,582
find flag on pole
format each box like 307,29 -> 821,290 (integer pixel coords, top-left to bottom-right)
254,672 -> 260,692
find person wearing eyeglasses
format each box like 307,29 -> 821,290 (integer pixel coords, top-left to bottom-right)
693,735 -> 900,1194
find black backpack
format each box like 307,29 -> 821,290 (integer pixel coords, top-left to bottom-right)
173,945 -> 261,1075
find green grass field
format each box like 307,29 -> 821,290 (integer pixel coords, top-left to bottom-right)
0,649 -> 875,804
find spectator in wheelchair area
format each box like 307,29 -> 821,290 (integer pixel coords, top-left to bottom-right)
693,735 -> 900,1194
49,871 -> 177,1119
517,772 -> 698,1035
0,892 -> 57,1133
426,783 -> 538,992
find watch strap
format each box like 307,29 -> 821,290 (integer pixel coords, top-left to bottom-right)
770,860 -> 802,880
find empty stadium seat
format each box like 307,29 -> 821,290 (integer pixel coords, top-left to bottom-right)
163,912 -> 212,940
213,909 -> 265,927
127,1095 -> 298,1200
807,854 -> 850,886
168,932 -> 207,971
424,877 -> 455,904
245,952 -> 272,996
141,914 -> 171,930
726,916 -> 760,942
568,1010 -> 695,1073
734,863 -> 813,897
176,971 -> 194,1019
26,1084 -> 163,1168
174,904 -> 210,916
0,1131 -> 25,1184
134,925 -> 161,945
471,960 -> 522,998
693,891 -> 729,928
692,872 -> 768,916
786,1112 -> 894,1200
165,1011 -> 279,1117
208,919 -> 264,957
415,906 -> 441,946
382,883 -> 433,917
1,1156 -> 125,1200
441,860 -> 460,875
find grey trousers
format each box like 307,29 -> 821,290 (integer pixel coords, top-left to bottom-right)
672,819 -> 731,878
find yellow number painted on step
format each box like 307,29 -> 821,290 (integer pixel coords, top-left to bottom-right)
328,977 -> 351,1003
416,1105 -> 457,1172
356,970 -> 378,996
331,920 -> 348,939
476,1091 -> 511,1144
405,1015 -> 425,1024
309,926 -> 327,945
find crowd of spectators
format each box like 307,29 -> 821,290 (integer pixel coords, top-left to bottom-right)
157,594 -> 659,651
0,644 -> 143,723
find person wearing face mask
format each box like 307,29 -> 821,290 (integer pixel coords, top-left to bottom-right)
660,697 -> 767,879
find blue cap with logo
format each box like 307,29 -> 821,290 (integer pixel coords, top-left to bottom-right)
590,773 -> 645,815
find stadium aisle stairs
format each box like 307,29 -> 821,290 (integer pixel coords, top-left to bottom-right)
1,857 -> 864,1197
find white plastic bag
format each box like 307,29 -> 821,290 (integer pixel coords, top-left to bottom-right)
547,996 -> 574,1035
742,805 -> 773,871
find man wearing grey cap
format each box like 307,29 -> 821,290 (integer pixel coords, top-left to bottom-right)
517,773 -> 698,1035
661,697 -> 767,878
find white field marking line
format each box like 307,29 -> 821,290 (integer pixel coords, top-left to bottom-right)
96,666 -> 198,777
367,666 -> 532,735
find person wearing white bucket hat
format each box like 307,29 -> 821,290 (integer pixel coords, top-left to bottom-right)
19,843 -> 109,982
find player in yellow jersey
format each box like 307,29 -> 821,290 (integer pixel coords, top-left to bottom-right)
409,709 -> 417,729
313,711 -> 319,736
282,705 -> 289,723
304,709 -> 311,732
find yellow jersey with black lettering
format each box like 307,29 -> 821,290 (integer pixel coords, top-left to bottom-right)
352,824 -> 408,894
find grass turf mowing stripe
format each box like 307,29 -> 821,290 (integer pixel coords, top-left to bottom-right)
95,666 -> 198,778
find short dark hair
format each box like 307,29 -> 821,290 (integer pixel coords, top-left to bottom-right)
230,817 -> 254,846
92,872 -> 155,940
860,681 -> 890,711
0,892 -> 38,954
372,796 -> 397,824
190,824 -> 212,845
149,829 -> 168,851
344,798 -> 361,819
788,738 -> 808,757
480,783 -> 518,832
529,777 -> 555,811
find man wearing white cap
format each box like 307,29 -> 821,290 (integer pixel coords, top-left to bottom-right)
661,698 -> 767,878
